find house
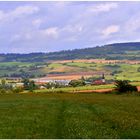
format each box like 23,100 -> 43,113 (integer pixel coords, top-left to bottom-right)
93,80 -> 105,85
92,73 -> 106,85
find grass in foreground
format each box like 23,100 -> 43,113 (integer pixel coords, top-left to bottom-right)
0,92 -> 139,138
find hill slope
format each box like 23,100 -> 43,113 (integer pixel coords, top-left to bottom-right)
1,42 -> 140,62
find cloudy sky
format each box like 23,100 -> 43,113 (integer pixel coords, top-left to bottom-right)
0,1 -> 140,53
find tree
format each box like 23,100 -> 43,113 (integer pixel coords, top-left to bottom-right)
29,80 -> 36,92
115,80 -> 137,93
22,78 -> 36,91
23,78 -> 30,90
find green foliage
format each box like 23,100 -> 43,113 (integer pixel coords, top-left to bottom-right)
29,81 -> 36,92
115,80 -> 138,93
0,79 -> 13,91
22,78 -> 37,91
22,78 -> 29,90
69,80 -> 86,87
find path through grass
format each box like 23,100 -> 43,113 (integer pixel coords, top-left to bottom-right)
0,93 -> 139,138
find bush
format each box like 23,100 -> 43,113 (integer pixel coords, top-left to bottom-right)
115,80 -> 138,93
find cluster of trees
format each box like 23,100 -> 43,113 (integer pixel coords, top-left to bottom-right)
0,79 -> 23,94
0,78 -> 38,93
22,79 -> 38,92
69,79 -> 86,87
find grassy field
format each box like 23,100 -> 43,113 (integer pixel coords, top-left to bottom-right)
26,82 -> 140,94
33,84 -> 114,93
0,93 -> 139,138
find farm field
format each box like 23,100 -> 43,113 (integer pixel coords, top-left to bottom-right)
0,93 -> 139,138
1,59 -> 140,81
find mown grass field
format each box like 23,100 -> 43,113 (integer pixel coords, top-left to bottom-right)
0,93 -> 140,139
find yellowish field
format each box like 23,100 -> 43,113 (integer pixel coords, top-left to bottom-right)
51,59 -> 140,64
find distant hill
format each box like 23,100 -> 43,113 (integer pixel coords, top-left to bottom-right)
1,42 -> 140,62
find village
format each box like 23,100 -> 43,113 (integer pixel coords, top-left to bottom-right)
3,73 -> 107,90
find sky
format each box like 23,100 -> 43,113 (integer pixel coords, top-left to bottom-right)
0,1 -> 140,53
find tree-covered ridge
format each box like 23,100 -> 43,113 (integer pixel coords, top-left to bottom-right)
1,42 -> 140,62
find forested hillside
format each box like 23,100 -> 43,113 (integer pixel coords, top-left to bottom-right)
1,42 -> 140,62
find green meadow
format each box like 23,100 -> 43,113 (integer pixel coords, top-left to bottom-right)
0,92 -> 139,139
